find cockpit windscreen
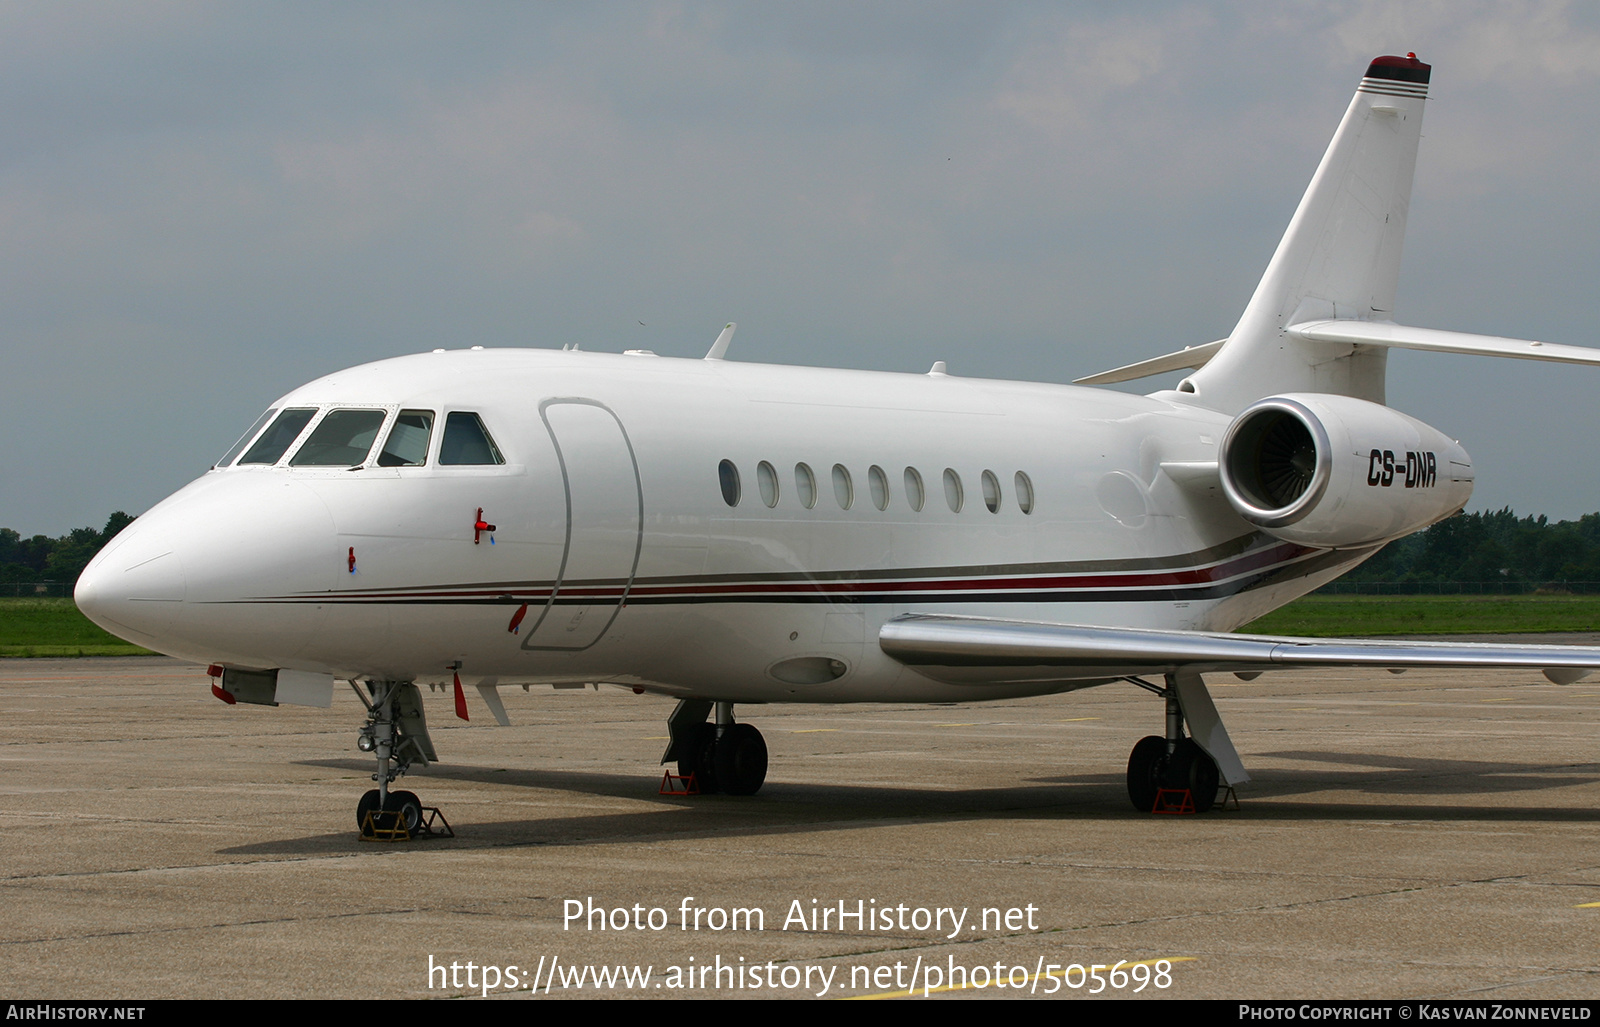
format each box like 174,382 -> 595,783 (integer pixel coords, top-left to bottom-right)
376,410 -> 434,467
238,408 -> 317,465
217,409 -> 277,467
289,409 -> 388,466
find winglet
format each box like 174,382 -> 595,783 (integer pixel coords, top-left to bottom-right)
704,322 -> 736,360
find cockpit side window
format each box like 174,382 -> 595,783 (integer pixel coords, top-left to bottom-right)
217,408 -> 277,467
289,409 -> 388,466
439,412 -> 505,465
238,408 -> 317,465
376,410 -> 435,467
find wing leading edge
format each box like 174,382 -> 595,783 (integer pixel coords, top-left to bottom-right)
879,614 -> 1600,685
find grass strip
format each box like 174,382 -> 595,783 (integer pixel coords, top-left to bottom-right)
1242,594 -> 1600,636
0,598 -> 155,657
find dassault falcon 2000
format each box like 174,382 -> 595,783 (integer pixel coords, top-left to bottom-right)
76,54 -> 1600,828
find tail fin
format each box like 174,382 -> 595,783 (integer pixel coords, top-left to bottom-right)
1184,55 -> 1430,413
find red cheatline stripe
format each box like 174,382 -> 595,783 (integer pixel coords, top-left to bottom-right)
263,542 -> 1313,603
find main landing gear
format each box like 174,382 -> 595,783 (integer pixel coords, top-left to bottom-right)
1122,672 -> 1238,814
352,680 -> 439,835
1127,735 -> 1220,814
663,699 -> 768,795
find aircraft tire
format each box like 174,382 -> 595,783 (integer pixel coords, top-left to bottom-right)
1126,735 -> 1166,812
385,790 -> 424,834
679,722 -> 721,794
357,788 -> 382,831
714,724 -> 768,796
1167,739 -> 1219,813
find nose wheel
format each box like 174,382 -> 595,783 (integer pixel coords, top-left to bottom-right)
357,788 -> 424,833
352,680 -> 439,837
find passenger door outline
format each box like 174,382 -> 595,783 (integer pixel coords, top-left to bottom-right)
520,398 -> 644,651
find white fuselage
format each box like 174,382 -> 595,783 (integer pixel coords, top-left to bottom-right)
75,347 -> 1372,703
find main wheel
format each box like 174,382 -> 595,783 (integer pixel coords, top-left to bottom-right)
1166,739 -> 1220,813
678,722 -> 721,794
1126,735 -> 1166,812
714,724 -> 768,796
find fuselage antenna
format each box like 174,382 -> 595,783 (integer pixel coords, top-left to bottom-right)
705,322 -> 736,360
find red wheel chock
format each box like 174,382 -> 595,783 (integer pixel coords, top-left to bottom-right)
659,771 -> 701,796
1152,788 -> 1196,815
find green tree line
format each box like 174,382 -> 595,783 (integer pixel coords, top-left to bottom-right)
1340,508 -> 1600,588
1,513 -> 135,585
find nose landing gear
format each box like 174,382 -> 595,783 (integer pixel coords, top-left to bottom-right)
352,681 -> 441,837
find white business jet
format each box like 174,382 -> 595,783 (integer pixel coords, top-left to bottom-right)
75,55 -> 1600,828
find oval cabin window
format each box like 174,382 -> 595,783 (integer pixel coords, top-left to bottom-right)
1015,471 -> 1035,515
868,465 -> 889,510
795,463 -> 817,509
904,467 -> 925,512
943,468 -> 964,513
757,461 -> 779,508
832,464 -> 854,510
981,469 -> 1001,513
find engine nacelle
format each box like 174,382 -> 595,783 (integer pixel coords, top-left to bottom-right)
1219,393 -> 1473,549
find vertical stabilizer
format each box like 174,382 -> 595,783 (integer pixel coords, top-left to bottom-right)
1185,55 -> 1430,414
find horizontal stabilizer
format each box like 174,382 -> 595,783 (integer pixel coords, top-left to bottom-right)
1074,340 -> 1225,385
880,614 -> 1600,683
1287,320 -> 1600,367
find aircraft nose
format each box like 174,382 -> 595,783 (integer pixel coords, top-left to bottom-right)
75,473 -> 337,661
74,517 -> 188,646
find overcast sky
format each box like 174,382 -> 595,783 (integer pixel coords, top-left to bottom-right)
3,1 -> 1599,535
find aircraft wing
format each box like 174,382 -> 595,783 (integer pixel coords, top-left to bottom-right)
879,613 -> 1600,685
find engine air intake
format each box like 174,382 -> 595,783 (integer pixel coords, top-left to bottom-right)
1233,409 -> 1316,507
1220,398 -> 1329,527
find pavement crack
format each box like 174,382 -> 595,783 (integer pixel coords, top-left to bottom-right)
1,908 -> 425,947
